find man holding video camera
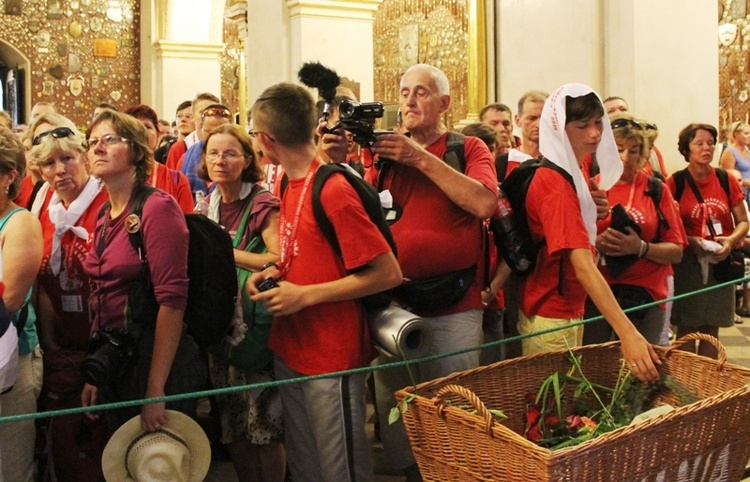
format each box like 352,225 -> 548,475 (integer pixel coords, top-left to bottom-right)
366,63 -> 498,480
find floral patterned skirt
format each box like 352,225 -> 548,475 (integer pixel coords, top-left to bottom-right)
208,355 -> 284,445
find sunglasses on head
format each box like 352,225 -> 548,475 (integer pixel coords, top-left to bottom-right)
610,118 -> 657,131
32,127 -> 74,146
201,107 -> 231,119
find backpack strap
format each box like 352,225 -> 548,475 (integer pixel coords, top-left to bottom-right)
495,153 -> 509,182
312,163 -> 396,260
444,131 -> 466,173
645,176 -> 670,242
279,173 -> 289,199
715,167 -> 731,199
125,186 -> 159,263
672,169 -> 686,202
232,186 -> 269,249
675,167 -> 731,203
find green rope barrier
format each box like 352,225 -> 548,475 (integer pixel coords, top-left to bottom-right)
1,275 -> 746,425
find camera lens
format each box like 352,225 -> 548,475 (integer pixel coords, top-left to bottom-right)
338,100 -> 356,119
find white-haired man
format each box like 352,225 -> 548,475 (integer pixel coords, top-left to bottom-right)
368,63 -> 498,481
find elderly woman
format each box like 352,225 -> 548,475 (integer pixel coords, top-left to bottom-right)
0,127 -> 43,482
667,123 -> 749,357
29,114 -> 110,481
80,110 -> 206,432
198,123 -> 284,481
584,115 -> 686,346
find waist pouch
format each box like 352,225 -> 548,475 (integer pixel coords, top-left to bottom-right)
395,265 -> 477,313
611,284 -> 654,321
714,249 -> 745,284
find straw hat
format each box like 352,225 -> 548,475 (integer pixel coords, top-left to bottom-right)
102,410 -> 210,482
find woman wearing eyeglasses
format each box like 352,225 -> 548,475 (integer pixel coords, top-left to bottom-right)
80,110 -> 206,434
667,123 -> 749,357
584,115 -> 687,346
197,123 -> 285,481
28,115 -> 110,481
0,127 -> 43,482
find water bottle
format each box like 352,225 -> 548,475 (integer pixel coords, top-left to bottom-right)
494,190 -> 532,273
194,190 -> 208,216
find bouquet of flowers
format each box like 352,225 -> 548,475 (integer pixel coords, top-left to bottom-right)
523,352 -> 699,450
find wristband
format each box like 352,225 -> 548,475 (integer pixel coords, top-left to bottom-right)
637,240 -> 646,258
642,242 -> 650,258
260,262 -> 279,271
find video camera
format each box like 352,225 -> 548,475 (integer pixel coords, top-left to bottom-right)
298,62 -> 390,150
325,99 -> 388,148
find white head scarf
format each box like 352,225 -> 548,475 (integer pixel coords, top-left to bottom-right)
539,83 -> 622,244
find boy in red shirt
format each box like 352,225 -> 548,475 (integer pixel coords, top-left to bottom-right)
248,82 -> 402,482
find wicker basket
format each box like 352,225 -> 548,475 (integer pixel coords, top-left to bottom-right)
394,334 -> 750,481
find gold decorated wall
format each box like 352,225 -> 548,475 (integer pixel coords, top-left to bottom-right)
373,0 -> 469,129
220,18 -> 240,116
0,0 -> 140,127
719,0 -> 750,136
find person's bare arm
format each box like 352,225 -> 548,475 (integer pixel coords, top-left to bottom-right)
569,248 -> 661,382
371,131 -> 496,218
1,210 -> 42,313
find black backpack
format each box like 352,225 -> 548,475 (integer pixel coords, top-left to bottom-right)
490,157 -> 576,276
100,186 -> 237,348
671,167 -> 731,203
282,163 -> 397,310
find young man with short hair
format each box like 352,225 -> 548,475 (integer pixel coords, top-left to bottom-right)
248,82 -> 402,482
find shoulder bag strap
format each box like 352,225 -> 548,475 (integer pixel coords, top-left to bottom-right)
232,186 -> 268,249
683,170 -> 719,239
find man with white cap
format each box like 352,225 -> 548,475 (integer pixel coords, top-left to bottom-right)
516,84 -> 661,383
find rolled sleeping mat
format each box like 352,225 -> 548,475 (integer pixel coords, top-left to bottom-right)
368,302 -> 432,359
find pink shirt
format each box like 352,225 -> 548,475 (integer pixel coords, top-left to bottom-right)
84,190 -> 189,331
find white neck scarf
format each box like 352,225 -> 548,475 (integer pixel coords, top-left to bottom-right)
539,83 -> 622,243
47,176 -> 102,276
207,182 -> 254,223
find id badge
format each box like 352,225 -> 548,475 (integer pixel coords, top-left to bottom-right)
61,295 -> 83,312
711,217 -> 724,236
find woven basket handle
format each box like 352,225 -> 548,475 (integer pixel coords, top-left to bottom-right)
664,333 -> 726,370
432,384 -> 494,437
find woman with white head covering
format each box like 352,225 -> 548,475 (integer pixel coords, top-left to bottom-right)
516,83 -> 660,383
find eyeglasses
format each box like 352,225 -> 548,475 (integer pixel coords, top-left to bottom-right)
37,154 -> 79,172
610,118 -> 658,131
84,135 -> 130,151
205,150 -> 245,162
248,130 -> 276,143
201,107 -> 231,119
32,127 -> 74,146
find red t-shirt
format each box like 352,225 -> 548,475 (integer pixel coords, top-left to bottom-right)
37,188 -> 110,348
519,167 -> 593,319
16,175 -> 37,209
666,168 -> 745,238
268,165 -> 392,376
83,191 -> 189,331
366,133 -> 498,314
165,139 -> 187,171
150,162 -> 194,213
595,172 -> 688,304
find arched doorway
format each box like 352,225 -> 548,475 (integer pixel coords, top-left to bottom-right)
0,40 -> 31,127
